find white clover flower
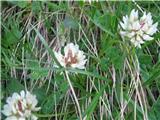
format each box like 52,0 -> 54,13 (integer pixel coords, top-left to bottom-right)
2,90 -> 40,120
55,43 -> 87,69
119,9 -> 158,48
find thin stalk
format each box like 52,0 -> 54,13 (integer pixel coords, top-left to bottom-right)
64,71 -> 82,120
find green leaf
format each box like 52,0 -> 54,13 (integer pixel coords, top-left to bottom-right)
26,60 -> 48,80
2,50 -> 14,67
15,65 -> 109,82
143,68 -> 160,86
88,10 -> 117,37
32,1 -> 41,13
42,93 -> 58,114
32,25 -> 62,67
33,87 -> 47,104
47,2 -> 68,11
63,16 -> 79,29
141,69 -> 150,82
84,85 -> 107,120
66,68 -> 108,81
7,79 -> 24,94
42,92 -> 63,114
105,47 -> 125,70
30,69 -> 48,80
139,54 -> 152,66
149,97 -> 160,120
52,73 -> 69,94
9,1 -> 30,8
99,57 -> 109,72
2,21 -> 22,47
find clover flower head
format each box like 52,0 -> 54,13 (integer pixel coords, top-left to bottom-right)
2,90 -> 40,120
119,9 -> 158,48
55,43 -> 87,69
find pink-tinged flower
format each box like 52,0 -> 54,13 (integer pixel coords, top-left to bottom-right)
55,43 -> 87,69
2,90 -> 40,120
119,9 -> 158,48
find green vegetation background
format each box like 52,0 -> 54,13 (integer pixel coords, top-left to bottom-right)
1,1 -> 160,120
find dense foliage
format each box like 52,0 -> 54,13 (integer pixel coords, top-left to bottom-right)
1,1 -> 160,120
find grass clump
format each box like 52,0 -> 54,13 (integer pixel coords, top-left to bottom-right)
1,1 -> 160,120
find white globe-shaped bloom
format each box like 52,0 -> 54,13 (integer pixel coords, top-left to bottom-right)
2,90 -> 40,120
119,9 -> 158,48
55,43 -> 87,69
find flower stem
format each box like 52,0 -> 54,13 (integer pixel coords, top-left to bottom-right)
65,71 -> 82,120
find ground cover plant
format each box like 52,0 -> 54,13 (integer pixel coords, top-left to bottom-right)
1,1 -> 160,120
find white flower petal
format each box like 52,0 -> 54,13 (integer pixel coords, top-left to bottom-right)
18,117 -> 25,120
31,114 -> 38,120
127,32 -> 135,38
20,90 -> 25,98
147,22 -> 158,35
129,9 -> 136,22
64,43 -> 79,57
140,12 -> 146,22
137,44 -> 141,48
6,97 -> 12,104
33,107 -> 41,111
120,31 -> 127,36
146,12 -> 153,25
2,91 -> 40,120
24,110 -> 31,117
55,43 -> 87,69
130,38 -> 135,43
136,35 -> 142,41
119,9 -> 158,48
143,34 -> 153,41
54,52 -> 65,67
12,104 -> 17,114
5,116 -> 18,120
134,41 -> 140,47
2,105 -> 12,116
12,93 -> 20,100
132,21 -> 140,30
123,16 -> 128,24
119,22 -> 126,30
141,23 -> 148,31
